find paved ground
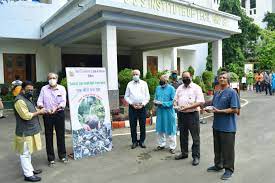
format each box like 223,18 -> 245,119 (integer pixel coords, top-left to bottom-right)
0,91 -> 275,183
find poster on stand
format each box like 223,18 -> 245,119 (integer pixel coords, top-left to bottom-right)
66,67 -> 112,160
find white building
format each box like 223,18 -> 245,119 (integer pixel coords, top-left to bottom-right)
0,0 -> 241,108
240,0 -> 275,28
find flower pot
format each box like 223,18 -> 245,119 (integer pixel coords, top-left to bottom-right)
112,121 -> 125,129
146,117 -> 152,125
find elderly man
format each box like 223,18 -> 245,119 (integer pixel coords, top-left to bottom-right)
14,81 -> 45,182
37,73 -> 67,167
124,69 -> 150,149
174,71 -> 205,166
206,71 -> 240,180
154,75 -> 177,154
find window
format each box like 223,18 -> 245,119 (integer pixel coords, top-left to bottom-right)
250,0 -> 256,9
241,0 -> 246,8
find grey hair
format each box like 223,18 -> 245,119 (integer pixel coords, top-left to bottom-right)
160,74 -> 169,81
132,69 -> 141,75
47,72 -> 58,80
218,71 -> 231,84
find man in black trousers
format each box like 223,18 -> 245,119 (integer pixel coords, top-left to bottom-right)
37,73 -> 67,167
206,71 -> 240,180
124,69 -> 150,149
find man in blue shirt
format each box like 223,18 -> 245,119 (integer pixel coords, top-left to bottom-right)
206,71 -> 240,180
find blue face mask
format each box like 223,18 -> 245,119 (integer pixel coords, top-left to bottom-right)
171,73 -> 177,79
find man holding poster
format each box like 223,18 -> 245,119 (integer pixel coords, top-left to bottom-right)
124,70 -> 150,149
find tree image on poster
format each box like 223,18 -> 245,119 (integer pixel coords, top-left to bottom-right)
66,67 -> 112,160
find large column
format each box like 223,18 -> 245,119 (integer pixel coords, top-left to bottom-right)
171,48 -> 177,71
142,52 -> 147,78
102,24 -> 119,110
212,39 -> 223,75
0,52 -> 4,84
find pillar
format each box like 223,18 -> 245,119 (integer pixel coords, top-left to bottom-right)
212,39 -> 223,75
171,48 -> 177,71
102,24 -> 119,110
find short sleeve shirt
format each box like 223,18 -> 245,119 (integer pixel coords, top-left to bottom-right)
212,88 -> 240,132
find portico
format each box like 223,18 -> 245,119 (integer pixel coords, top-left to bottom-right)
41,0 -> 241,109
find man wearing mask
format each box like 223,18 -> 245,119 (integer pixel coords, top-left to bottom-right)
14,81 -> 45,182
264,71 -> 272,96
37,73 -> 67,167
174,71 -> 205,166
170,70 -> 183,89
154,75 -> 177,154
124,69 -> 150,149
205,71 -> 240,180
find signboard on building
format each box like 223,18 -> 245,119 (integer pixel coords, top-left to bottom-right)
244,63 -> 254,74
66,67 -> 112,160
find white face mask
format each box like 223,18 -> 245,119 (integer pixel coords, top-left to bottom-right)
133,75 -> 140,82
49,79 -> 57,86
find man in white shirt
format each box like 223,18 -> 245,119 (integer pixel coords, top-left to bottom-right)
124,70 -> 150,149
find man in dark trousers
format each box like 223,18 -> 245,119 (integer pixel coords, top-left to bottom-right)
174,71 -> 205,166
206,71 -> 240,180
124,69 -> 150,149
37,73 -> 67,167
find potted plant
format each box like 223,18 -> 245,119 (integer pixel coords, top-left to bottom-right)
202,71 -> 214,95
118,68 -> 133,106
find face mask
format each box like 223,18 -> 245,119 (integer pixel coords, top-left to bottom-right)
24,90 -> 33,99
159,80 -> 166,87
49,79 -> 57,86
133,75 -> 140,82
182,78 -> 191,85
171,73 -> 177,79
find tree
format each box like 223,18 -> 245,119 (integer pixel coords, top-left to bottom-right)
263,12 -> 275,31
216,0 -> 260,77
256,30 -> 275,70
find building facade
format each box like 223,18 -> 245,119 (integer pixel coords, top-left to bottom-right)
0,0 -> 241,109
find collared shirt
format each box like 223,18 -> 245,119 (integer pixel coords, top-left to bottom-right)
170,79 -> 183,89
37,84 -> 67,111
174,82 -> 205,112
14,99 -> 42,154
212,88 -> 240,132
124,80 -> 150,106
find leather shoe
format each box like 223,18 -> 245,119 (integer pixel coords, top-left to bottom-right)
131,143 -> 137,149
139,143 -> 146,148
33,169 -> 42,175
24,175 -> 41,182
175,153 -> 188,160
192,158 -> 200,166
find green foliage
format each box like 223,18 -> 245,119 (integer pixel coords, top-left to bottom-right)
229,72 -> 239,82
193,76 -> 206,93
156,70 -> 169,79
256,30 -> 275,71
263,12 -> 275,31
202,71 -> 214,91
219,0 -> 260,76
118,68 -> 133,95
246,71 -> 254,85
187,66 -> 195,76
227,63 -> 244,80
1,91 -> 13,101
60,78 -> 67,89
206,43 -> 213,71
